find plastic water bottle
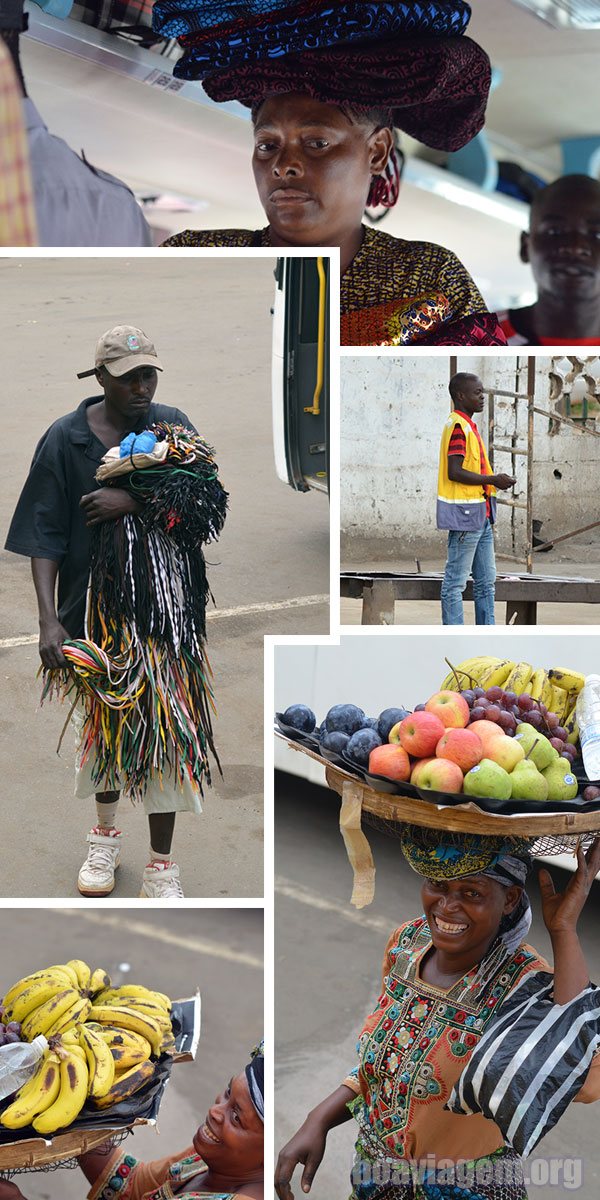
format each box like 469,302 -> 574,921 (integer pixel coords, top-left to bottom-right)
0,1036 -> 48,1101
576,675 -> 600,780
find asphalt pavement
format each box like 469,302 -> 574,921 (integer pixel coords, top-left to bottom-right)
275,773 -> 600,1200
0,257 -> 329,898
0,907 -> 263,1198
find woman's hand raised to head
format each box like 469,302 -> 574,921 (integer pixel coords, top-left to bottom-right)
539,839 -> 600,936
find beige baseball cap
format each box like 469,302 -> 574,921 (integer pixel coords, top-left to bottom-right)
77,325 -> 163,379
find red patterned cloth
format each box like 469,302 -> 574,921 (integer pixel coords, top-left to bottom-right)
201,33 -> 490,152
0,39 -> 37,246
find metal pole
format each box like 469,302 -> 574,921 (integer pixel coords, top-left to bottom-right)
526,358 -> 535,573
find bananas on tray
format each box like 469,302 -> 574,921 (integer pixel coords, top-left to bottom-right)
440,656 -> 585,743
0,962 -> 174,1135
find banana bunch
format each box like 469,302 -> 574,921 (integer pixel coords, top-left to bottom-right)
440,657 -> 585,739
89,985 -> 175,1058
0,963 -> 174,1133
0,1039 -> 88,1134
2,960 -> 107,1037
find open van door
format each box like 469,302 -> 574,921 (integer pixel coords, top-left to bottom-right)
272,256 -> 329,495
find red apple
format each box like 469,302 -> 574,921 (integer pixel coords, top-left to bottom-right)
466,718 -> 506,757
436,727 -> 483,773
395,711 -> 446,757
425,690 -> 470,730
411,757 -> 464,793
368,743 -> 411,782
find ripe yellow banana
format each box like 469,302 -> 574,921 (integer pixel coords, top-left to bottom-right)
102,997 -> 171,1026
80,1025 -> 115,1099
21,988 -> 82,1040
91,1059 -> 155,1110
547,684 -> 568,722
0,1052 -> 62,1130
90,1006 -> 164,1057
540,675 -> 555,710
440,657 -> 503,691
503,662 -> 534,695
2,968 -> 75,1013
32,1050 -> 89,1135
66,960 -> 91,991
54,963 -> 80,990
529,668 -> 547,702
90,1025 -> 153,1065
477,660 -> 516,689
564,703 -> 580,746
89,969 -> 111,997
4,978 -> 70,1025
94,986 -> 171,1013
45,996 -> 92,1038
548,668 -> 586,694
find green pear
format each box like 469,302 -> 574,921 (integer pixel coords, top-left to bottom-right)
514,725 -> 556,770
510,760 -> 549,803
464,758 -> 512,801
541,760 -> 579,802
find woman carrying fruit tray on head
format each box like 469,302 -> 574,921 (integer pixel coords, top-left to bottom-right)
275,830 -> 600,1200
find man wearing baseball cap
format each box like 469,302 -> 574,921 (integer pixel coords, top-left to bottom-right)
5,325 -> 197,899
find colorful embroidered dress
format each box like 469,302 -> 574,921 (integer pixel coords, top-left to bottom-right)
161,227 -> 505,346
344,919 -> 548,1200
88,1149 -> 242,1200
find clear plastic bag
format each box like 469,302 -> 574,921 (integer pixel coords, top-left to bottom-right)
0,1036 -> 49,1101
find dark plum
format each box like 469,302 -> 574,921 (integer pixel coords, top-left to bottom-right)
321,731 -> 350,754
282,704 -> 316,733
325,703 -> 366,736
346,728 -> 382,766
377,707 -> 410,741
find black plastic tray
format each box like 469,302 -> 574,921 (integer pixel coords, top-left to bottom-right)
276,721 -> 600,817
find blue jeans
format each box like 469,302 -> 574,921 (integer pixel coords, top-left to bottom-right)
441,519 -> 496,625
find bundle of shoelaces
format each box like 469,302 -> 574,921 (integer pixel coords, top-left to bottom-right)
41,423 -> 228,802
152,1 -> 491,155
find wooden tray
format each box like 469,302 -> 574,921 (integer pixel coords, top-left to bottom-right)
0,1125 -> 127,1170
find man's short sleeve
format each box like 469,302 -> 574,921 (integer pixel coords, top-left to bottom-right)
4,424 -> 70,562
448,423 -> 467,459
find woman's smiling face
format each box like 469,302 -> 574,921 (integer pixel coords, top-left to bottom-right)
251,93 -> 392,244
193,1072 -> 263,1176
421,874 -> 522,963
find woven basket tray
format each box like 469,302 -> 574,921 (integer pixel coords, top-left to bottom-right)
0,1125 -> 128,1170
278,735 -> 600,908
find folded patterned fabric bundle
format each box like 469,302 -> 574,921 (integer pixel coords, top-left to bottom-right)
199,34 -> 490,153
171,1 -> 471,74
446,971 -> 600,1158
153,0 -> 471,43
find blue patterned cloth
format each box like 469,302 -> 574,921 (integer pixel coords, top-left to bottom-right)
153,0 -> 471,42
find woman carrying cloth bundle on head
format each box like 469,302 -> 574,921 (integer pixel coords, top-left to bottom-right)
156,1 -> 506,346
275,830 -> 600,1200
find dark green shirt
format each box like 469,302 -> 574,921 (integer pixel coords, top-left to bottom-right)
5,396 -> 194,637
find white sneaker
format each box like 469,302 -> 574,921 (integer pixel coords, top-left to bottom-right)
77,827 -> 122,897
140,862 -> 184,898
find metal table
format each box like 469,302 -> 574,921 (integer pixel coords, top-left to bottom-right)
340,571 -> 600,625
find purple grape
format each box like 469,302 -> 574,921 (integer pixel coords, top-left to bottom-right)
460,690 -> 476,708
478,698 -> 490,712
498,711 -> 517,734
550,737 -> 566,752
5,1022 -> 21,1035
554,726 -> 568,741
473,688 -> 485,700
523,711 -> 544,730
518,694 -> 534,712
470,707 -> 486,722
486,705 -> 501,722
486,687 -> 506,704
414,703 -> 426,712
546,712 -> 560,730
504,691 -> 517,706
4,1030 -> 20,1044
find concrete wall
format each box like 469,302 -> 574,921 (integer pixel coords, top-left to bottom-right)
340,354 -> 600,562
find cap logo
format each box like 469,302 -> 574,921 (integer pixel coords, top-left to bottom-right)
127,334 -> 141,350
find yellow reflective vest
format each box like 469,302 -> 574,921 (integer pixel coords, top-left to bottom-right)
437,411 -> 496,531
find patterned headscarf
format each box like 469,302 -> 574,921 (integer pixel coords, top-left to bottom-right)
401,828 -> 533,955
245,1041 -> 264,1122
